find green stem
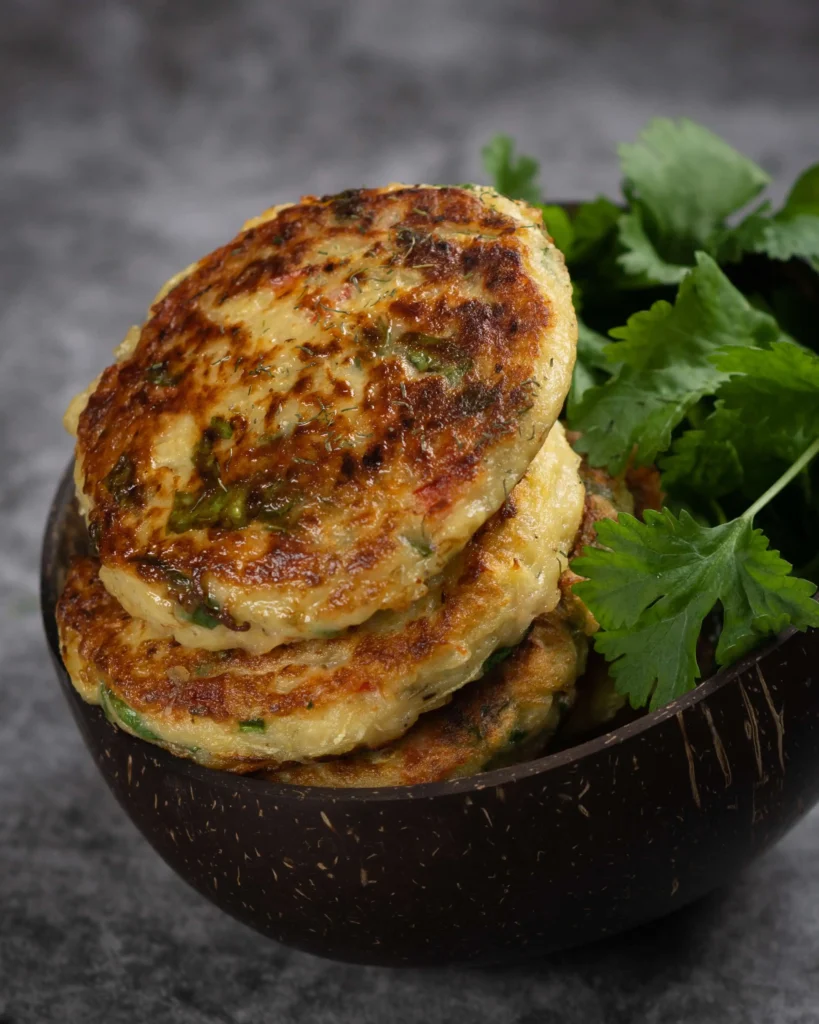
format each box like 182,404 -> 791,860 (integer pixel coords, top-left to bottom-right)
742,435 -> 819,522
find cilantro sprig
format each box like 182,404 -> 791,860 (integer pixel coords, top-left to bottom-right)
568,253 -> 779,472
574,439 -> 819,710
481,136 -> 542,205
480,116 -> 819,712
616,118 -> 771,286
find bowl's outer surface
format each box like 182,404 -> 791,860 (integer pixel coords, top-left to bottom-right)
43,462 -> 819,967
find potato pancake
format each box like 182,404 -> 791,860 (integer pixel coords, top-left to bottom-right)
65,184 -> 576,653
57,423 -> 584,770
267,610 -> 587,788
267,451 -> 658,787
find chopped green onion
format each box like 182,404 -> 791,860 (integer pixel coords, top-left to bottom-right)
239,718 -> 266,733
103,454 -> 140,506
146,362 -> 181,387
100,685 -> 161,741
210,415 -> 233,439
189,604 -> 221,629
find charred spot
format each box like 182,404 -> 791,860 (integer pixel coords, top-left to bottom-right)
461,249 -> 481,274
405,234 -> 459,278
321,338 -> 343,357
479,209 -> 512,231
323,261 -> 335,273
456,240 -> 526,295
454,382 -> 500,418
483,245 -> 523,292
450,298 -> 502,355
362,442 -> 384,471
327,189 -> 366,221
329,373 -> 354,398
339,453 -> 357,479
388,297 -> 425,322
217,254 -> 290,303
257,216 -> 299,245
292,376 -> 311,396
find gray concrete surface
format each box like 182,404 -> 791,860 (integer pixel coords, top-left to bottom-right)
2,1 -> 819,1020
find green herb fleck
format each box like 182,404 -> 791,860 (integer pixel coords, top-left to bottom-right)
188,603 -> 222,630
146,362 -> 181,387
210,415 -> 233,439
103,454 -> 140,506
401,332 -> 471,384
100,685 -> 160,741
238,718 -> 266,733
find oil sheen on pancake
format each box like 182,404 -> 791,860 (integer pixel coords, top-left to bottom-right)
65,184 -> 577,653
56,423 -> 585,771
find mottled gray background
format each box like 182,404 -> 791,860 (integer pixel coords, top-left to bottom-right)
2,1 -> 819,1021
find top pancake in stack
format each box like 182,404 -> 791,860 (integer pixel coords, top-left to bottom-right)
64,184 -> 577,654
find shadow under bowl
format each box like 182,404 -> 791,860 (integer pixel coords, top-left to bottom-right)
42,463 -> 819,967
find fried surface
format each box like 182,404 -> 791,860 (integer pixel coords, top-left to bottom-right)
267,611 -> 586,788
57,423 -> 584,771
264,453 -> 640,788
67,184 -> 576,653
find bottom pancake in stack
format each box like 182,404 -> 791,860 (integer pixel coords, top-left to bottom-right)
57,423 -> 589,778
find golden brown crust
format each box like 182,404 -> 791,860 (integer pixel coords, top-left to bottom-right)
56,423 -> 585,770
71,184 -> 576,651
266,611 -> 585,787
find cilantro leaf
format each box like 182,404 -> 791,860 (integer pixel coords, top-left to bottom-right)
539,204 -> 574,257
783,163 -> 819,217
569,253 -> 779,472
567,321 -> 613,413
616,207 -> 690,286
663,342 -> 819,496
660,407 -> 745,499
710,205 -> 819,272
715,342 -> 819,447
617,118 -> 769,280
577,320 -> 611,371
481,135 -> 542,205
569,196 -> 622,266
709,161 -> 819,271
573,508 -> 819,710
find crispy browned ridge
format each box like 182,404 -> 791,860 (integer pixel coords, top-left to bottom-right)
266,456 -> 651,786
58,555 -> 398,723
58,482 -> 527,728
268,611 -> 584,787
56,450 -> 653,782
76,186 -> 558,614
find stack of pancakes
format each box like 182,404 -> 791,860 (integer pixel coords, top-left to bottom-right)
57,184 -> 615,786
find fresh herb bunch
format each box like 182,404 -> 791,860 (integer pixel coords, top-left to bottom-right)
482,118 -> 819,711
